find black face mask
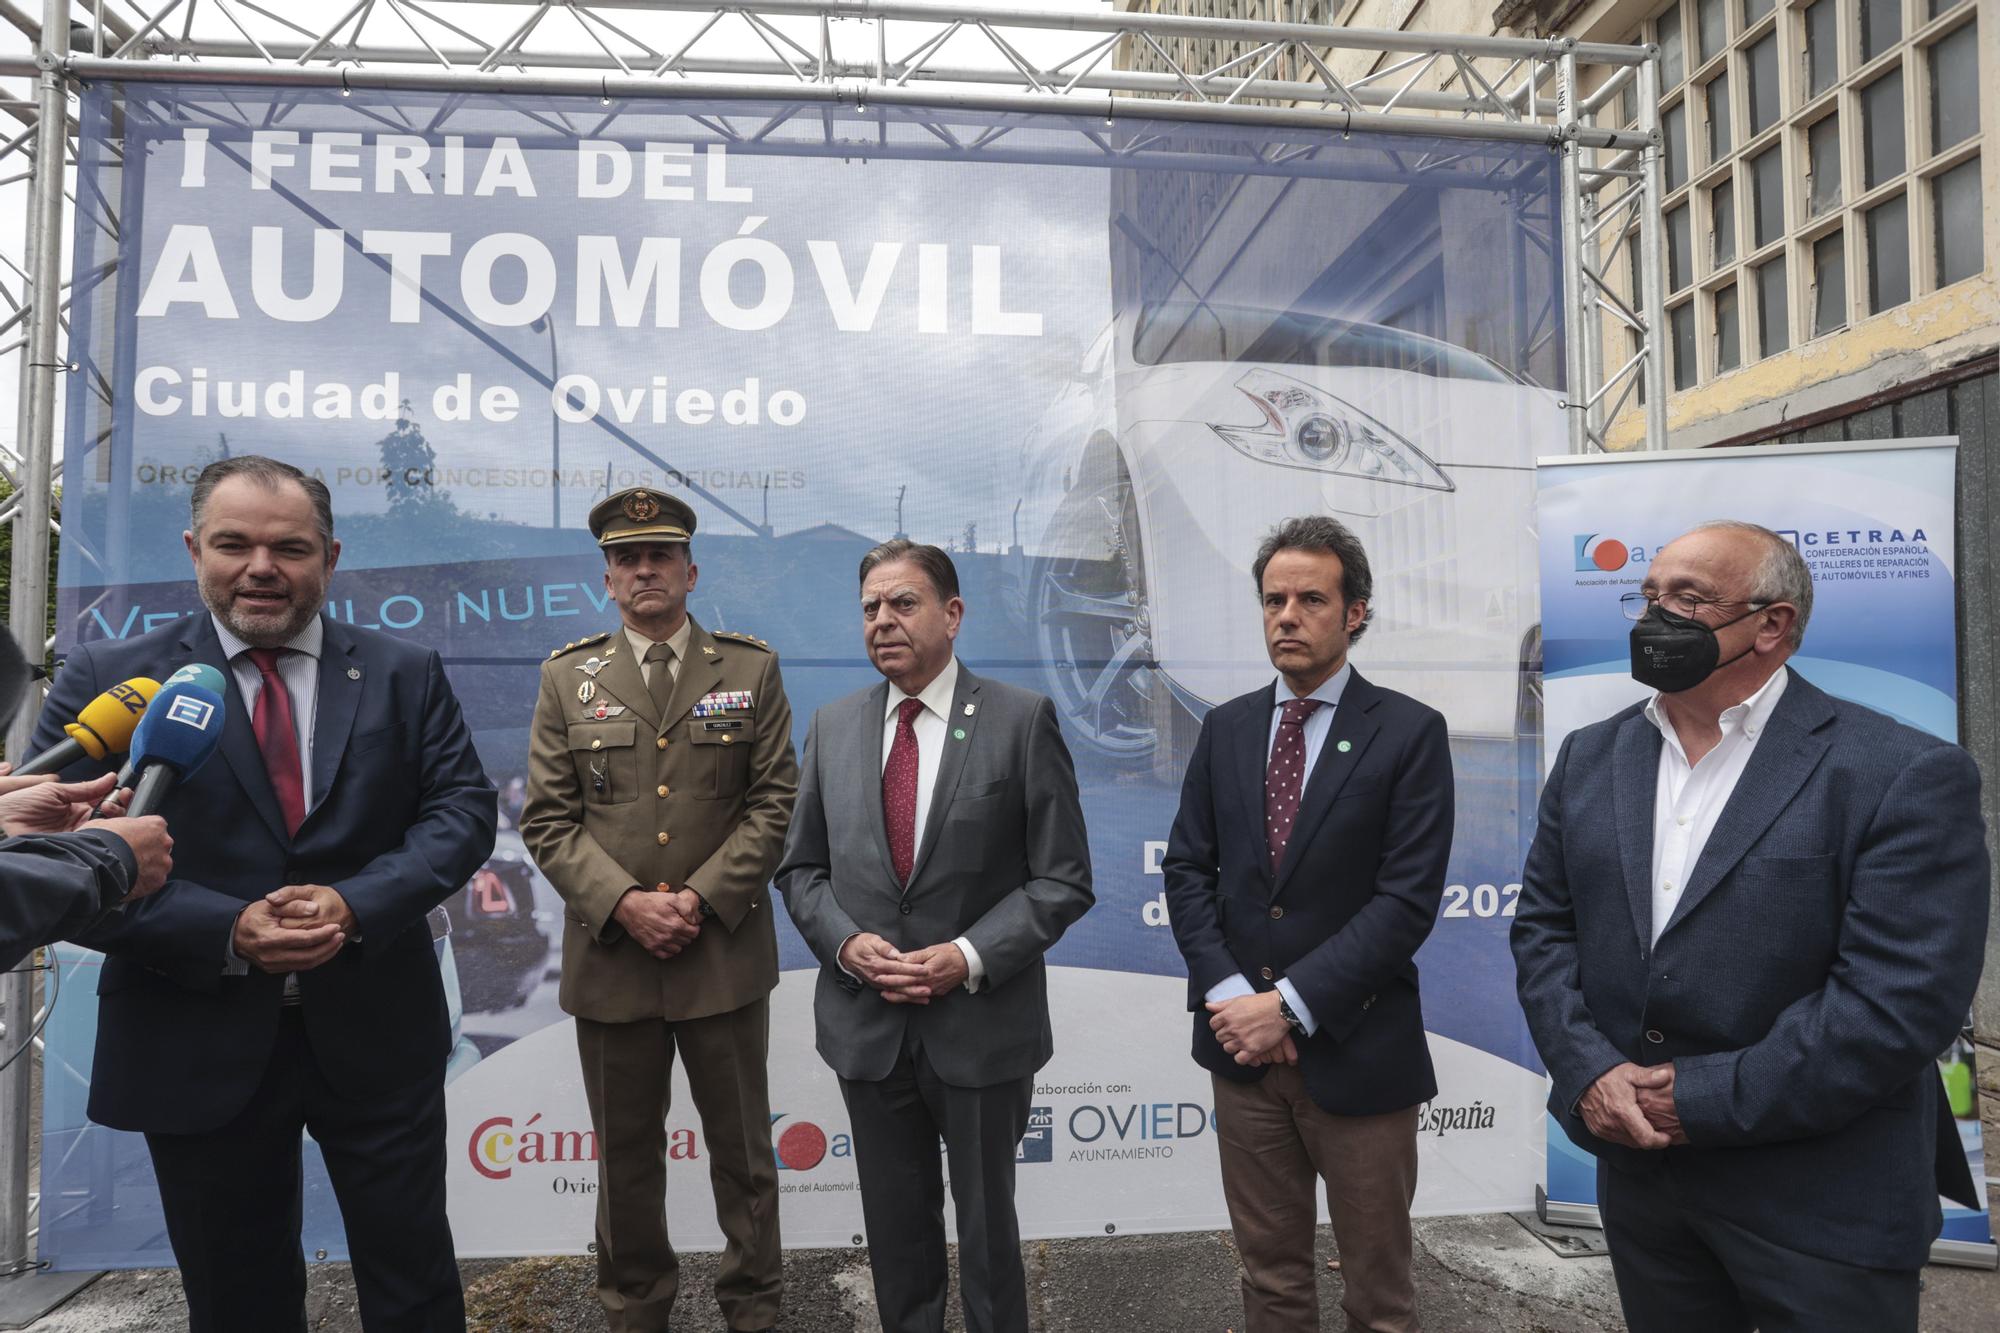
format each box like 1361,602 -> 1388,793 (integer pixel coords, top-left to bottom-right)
1629,603 -> 1764,693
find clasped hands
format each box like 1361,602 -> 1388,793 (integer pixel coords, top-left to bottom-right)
234,884 -> 356,974
838,932 -> 968,1004
1206,991 -> 1299,1068
1581,1061 -> 1687,1149
614,884 -> 706,960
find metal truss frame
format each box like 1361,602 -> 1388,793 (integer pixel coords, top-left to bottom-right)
0,0 -> 1667,1288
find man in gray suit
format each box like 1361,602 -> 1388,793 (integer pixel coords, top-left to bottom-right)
777,539 -> 1093,1333
1512,520 -> 1988,1333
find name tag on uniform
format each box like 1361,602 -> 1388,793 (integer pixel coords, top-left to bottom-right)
698,718 -> 747,733
692,690 -> 753,717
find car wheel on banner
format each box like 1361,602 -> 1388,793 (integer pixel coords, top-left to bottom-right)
1030,456 -> 1188,772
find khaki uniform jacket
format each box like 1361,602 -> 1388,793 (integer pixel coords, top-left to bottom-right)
521,617 -> 798,1023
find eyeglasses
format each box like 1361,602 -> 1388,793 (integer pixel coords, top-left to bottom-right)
1619,590 -> 1767,620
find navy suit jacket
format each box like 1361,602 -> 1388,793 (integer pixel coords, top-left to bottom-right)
33,612 -> 497,1135
1511,669 -> 1989,1270
1163,670 -> 1455,1116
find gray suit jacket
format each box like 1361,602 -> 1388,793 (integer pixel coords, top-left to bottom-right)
1511,669 -> 1989,1270
777,665 -> 1093,1087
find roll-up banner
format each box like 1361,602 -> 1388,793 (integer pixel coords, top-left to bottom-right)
44,81 -> 1568,1266
1536,439 -> 1994,1265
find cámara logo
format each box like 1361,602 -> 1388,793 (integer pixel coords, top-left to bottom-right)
1572,534 -> 1631,572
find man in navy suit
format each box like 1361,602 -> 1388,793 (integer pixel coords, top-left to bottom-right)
1511,520 -> 1988,1333
1164,516 -> 1454,1333
34,456 -> 497,1332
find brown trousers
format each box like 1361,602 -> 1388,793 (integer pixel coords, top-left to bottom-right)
576,998 -> 781,1333
1212,1068 -> 1421,1333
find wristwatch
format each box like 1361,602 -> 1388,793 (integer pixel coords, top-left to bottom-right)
1278,996 -> 1307,1038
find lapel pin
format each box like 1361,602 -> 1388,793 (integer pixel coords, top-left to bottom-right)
953,728 -> 967,740
578,680 -> 596,704
963,703 -> 975,716
702,644 -> 717,655
1337,739 -> 1352,752
346,667 -> 360,680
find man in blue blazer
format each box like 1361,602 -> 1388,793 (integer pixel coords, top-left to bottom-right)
1164,516 -> 1454,1333
1512,520 -> 1988,1333
34,456 -> 497,1332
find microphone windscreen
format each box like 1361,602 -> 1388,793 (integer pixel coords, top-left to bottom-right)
66,677 -> 162,759
129,682 -> 227,778
163,663 -> 228,696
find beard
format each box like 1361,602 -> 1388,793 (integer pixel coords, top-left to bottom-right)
202,577 -> 323,648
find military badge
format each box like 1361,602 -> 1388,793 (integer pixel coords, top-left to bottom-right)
691,690 -> 753,717
623,490 -> 661,522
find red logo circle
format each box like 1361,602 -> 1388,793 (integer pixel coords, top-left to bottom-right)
1591,538 -> 1628,572
777,1121 -> 828,1171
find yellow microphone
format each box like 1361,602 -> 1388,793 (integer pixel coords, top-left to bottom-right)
13,677 -> 162,774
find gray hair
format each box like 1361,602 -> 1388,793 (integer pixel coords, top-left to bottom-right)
1690,519 -> 1813,648
189,455 -> 335,556
1250,515 -> 1375,642
858,538 -> 960,602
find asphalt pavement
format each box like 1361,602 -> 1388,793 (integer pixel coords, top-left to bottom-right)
13,1213 -> 1998,1331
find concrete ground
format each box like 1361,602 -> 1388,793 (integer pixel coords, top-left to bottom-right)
10,1214 -> 1997,1331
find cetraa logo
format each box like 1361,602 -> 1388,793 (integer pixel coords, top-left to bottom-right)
1573,534 -> 1630,572
771,1113 -> 853,1171
165,695 -> 216,728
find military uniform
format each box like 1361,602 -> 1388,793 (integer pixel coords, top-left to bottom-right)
520,488 -> 798,1333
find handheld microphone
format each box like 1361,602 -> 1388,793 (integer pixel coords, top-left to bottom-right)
124,682 -> 227,818
116,665 -> 229,788
14,677 -> 162,775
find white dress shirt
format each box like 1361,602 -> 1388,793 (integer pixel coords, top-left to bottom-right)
1204,663 -> 1355,1036
1644,666 -> 1790,948
624,617 -> 691,689
862,655 -> 985,991
215,614 -> 324,990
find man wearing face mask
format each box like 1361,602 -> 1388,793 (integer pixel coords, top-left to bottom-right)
1511,520 -> 1988,1333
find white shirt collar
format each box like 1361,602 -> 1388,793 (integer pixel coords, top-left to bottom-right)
212,612 -> 324,663
1644,663 -> 1790,744
624,616 -> 693,665
887,655 -> 961,723
1273,660 -> 1353,712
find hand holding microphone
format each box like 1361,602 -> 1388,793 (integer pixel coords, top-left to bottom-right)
0,771 -> 124,834
93,816 -> 173,901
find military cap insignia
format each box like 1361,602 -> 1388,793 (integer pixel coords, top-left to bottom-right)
623,490 -> 661,522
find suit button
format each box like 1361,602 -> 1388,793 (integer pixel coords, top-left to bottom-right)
1270,906 -> 1284,920
899,902 -> 913,915
721,734 -> 733,744
657,737 -> 668,750
1645,1028 -> 1665,1044
590,739 -> 602,750
657,785 -> 669,797
1363,997 -> 1374,1010
657,832 -> 670,846
1259,966 -> 1274,981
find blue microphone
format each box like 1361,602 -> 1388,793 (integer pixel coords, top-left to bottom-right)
114,664 -> 231,790
125,681 -> 227,819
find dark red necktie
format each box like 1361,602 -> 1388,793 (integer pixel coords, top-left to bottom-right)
1266,697 -> 1324,869
248,647 -> 306,836
883,696 -> 924,884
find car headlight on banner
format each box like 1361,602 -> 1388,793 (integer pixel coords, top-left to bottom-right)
1209,368 -> 1455,490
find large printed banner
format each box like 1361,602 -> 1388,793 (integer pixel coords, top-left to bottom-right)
1536,440 -> 1994,1258
43,82 -> 1568,1266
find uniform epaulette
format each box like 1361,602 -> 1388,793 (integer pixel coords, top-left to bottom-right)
548,630 -> 612,661
711,630 -> 774,652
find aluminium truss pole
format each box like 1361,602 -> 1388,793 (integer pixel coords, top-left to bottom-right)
0,0 -> 69,1285
1636,49 -> 1669,449
1555,47 -> 1588,455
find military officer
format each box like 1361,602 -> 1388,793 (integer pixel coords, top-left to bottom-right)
521,486 -> 798,1333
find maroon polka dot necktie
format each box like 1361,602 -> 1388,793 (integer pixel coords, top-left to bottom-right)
883,696 -> 924,885
1266,697 -> 1323,870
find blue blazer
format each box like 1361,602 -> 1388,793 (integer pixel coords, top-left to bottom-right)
33,612 -> 498,1135
1511,669 -> 1989,1270
1163,670 -> 1455,1116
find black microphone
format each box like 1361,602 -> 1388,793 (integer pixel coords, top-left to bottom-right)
123,683 -> 227,818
